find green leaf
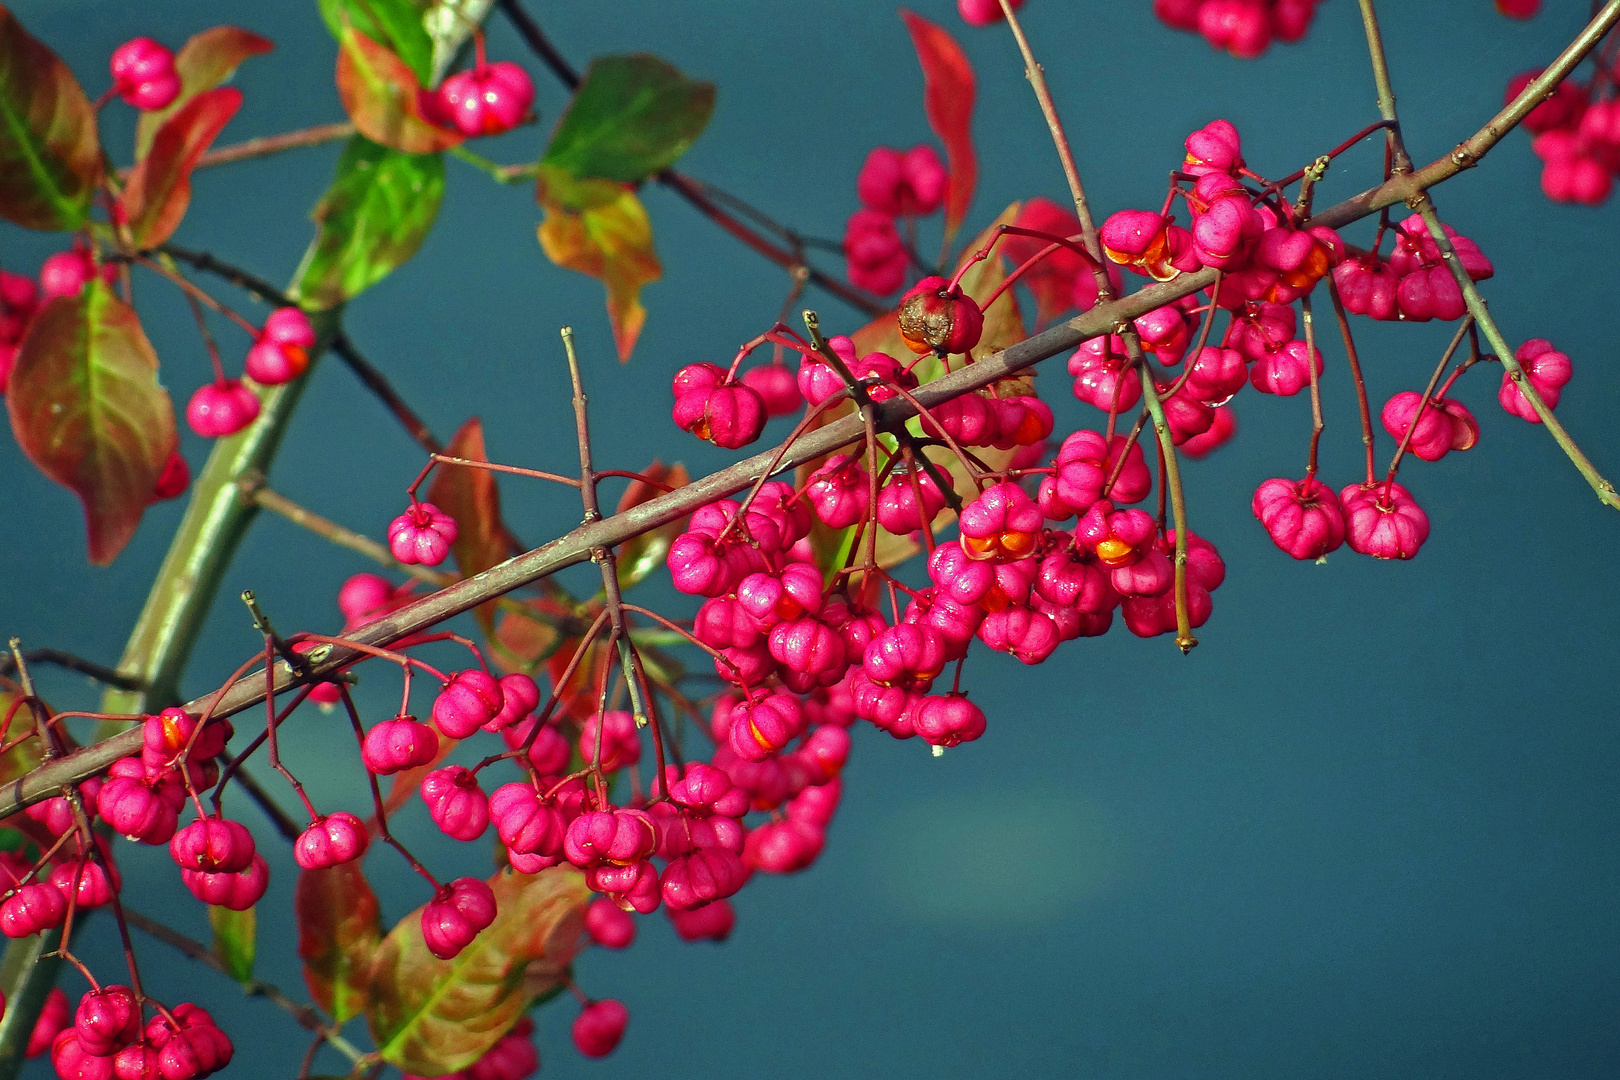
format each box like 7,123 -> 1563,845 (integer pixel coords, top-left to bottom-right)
0,5 -> 100,230
536,163 -> 660,362
296,861 -> 381,1024
7,282 -> 178,565
335,24 -> 461,155
367,867 -> 590,1075
543,54 -> 715,183
120,86 -> 243,248
294,134 -> 445,309
134,26 -> 273,159
319,0 -> 433,84
209,904 -> 256,984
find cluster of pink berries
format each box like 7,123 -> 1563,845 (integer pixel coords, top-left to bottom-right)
1089,119 -> 1572,562
844,145 -> 949,295
1153,0 -> 1322,59
186,306 -> 316,439
1508,64 -> 1620,206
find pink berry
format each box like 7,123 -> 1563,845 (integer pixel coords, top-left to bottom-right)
578,710 -> 640,771
431,669 -> 505,738
485,673 -> 541,731
874,465 -> 948,534
489,783 -> 567,860
1506,69 -> 1589,134
565,809 -> 659,868
361,716 -> 440,774
1181,404 -> 1237,458
181,853 -> 269,910
109,37 -> 179,110
914,694 -> 987,747
52,1029 -> 115,1080
461,1018 -> 539,1080
151,450 -> 190,502
1340,481 -> 1430,560
572,999 -> 628,1059
1184,118 -> 1244,176
293,812 -> 369,869
0,883 -> 67,938
420,766 -> 490,841
186,380 -> 260,439
1068,336 -> 1142,414
1252,477 -> 1345,559
146,1003 -> 232,1080
26,987 -> 69,1058
387,501 -> 458,566
740,363 -> 803,417
49,859 -> 117,910
421,877 -> 497,960
75,986 -> 141,1057
39,250 -> 112,299
670,362 -> 767,449
977,605 -> 1062,664
168,817 -> 255,874
1496,0 -> 1540,17
97,769 -> 178,845
1249,339 -> 1321,397
668,899 -> 735,942
585,896 -> 636,948
661,847 -> 747,911
1199,0 -> 1272,58
743,818 -> 824,873
1381,391 -> 1477,462
242,307 -> 315,385
437,61 -> 534,136
337,573 -> 394,623
843,209 -> 908,295
857,145 -> 947,216
805,454 -> 870,528
1500,339 -> 1572,421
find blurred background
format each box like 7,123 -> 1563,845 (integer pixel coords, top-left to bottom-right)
3,0 -> 1619,1077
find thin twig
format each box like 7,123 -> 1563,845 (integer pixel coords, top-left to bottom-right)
0,650 -> 144,692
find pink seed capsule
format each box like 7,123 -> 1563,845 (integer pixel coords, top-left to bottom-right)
585,896 -> 636,949
667,898 -> 735,942
421,877 -> 497,960
571,999 -> 628,1059
431,669 -> 505,739
0,883 -> 68,938
436,60 -> 534,136
420,766 -> 490,842
360,717 -> 440,774
293,812 -> 369,870
109,37 -> 179,110
186,379 -> 260,439
180,853 -> 269,911
387,502 -> 458,567
1340,481 -> 1430,560
74,986 -> 141,1057
578,711 -> 641,771
168,817 -> 256,874
1252,476 -> 1345,560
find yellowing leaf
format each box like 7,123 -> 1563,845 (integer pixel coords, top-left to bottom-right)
7,283 -> 177,564
366,866 -> 590,1075
296,860 -> 381,1023
536,163 -> 661,363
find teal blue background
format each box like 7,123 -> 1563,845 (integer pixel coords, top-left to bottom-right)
3,1 -> 1619,1077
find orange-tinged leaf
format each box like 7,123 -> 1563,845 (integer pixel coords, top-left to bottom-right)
614,460 -> 689,589
546,601 -> 610,724
0,5 -> 100,230
120,87 -> 242,248
366,866 -> 590,1075
135,26 -> 272,158
426,418 -> 507,633
901,10 -> 976,239
296,860 -> 382,1023
7,283 -> 177,565
536,163 -> 661,362
335,24 -> 462,155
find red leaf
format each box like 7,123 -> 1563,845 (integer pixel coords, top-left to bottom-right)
335,24 -> 462,155
135,26 -> 273,159
296,860 -> 382,1023
426,418 -> 509,633
0,6 -> 100,230
120,87 -> 242,248
901,10 -> 977,239
7,282 -> 177,565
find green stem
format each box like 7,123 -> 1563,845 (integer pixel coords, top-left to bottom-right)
0,929 -> 61,1072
